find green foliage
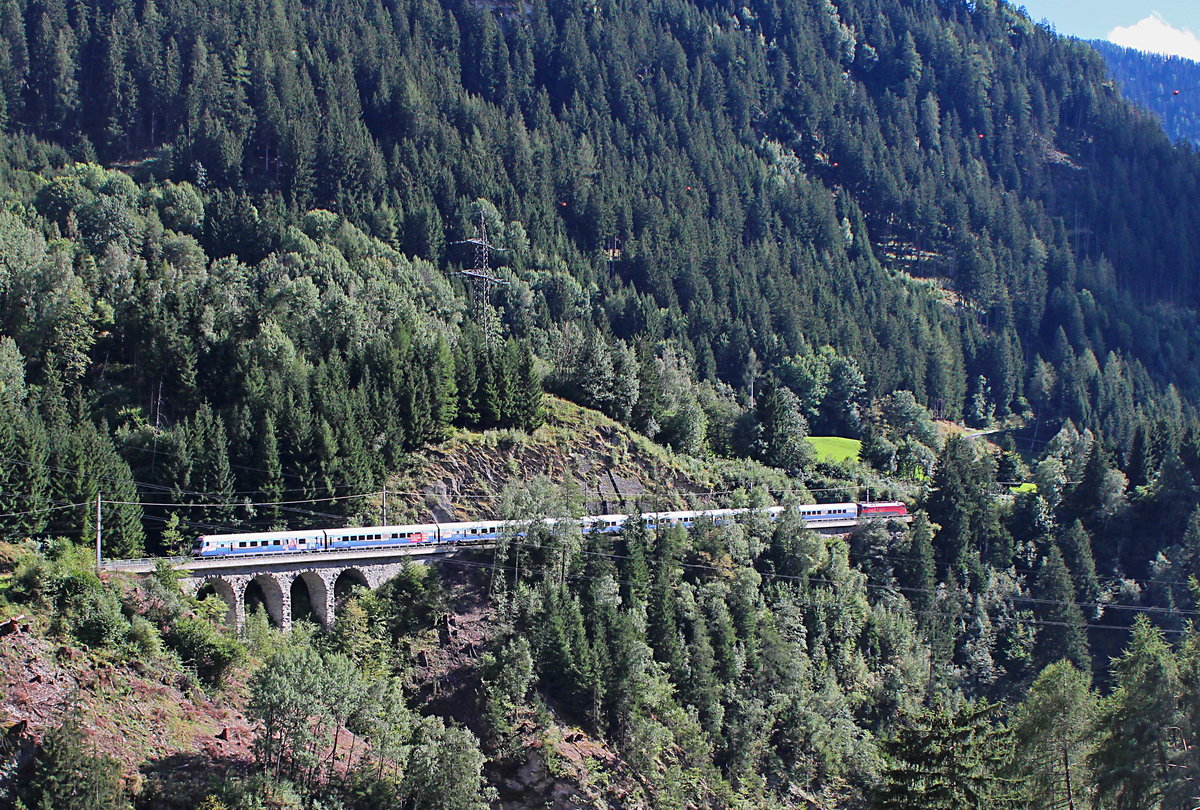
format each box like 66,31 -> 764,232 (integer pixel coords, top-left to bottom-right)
1030,545 -> 1091,673
1008,661 -> 1098,810
374,562 -> 446,640
876,702 -> 1018,809
1091,617 -> 1183,810
402,719 -> 492,810
25,711 -> 129,810
481,635 -> 535,749
748,376 -> 814,471
163,615 -> 245,687
249,632 -> 490,806
0,0 -> 1198,804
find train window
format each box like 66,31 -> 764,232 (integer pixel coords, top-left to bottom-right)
238,542 -> 246,548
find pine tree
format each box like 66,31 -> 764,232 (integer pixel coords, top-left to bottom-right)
1091,617 -> 1182,810
256,412 -> 285,527
903,512 -> 938,625
26,711 -> 128,810
474,347 -> 501,429
1031,545 -> 1090,673
429,335 -> 457,437
925,435 -> 986,576
876,702 -> 1018,809
454,337 -> 479,428
1125,420 -> 1156,490
1008,661 -> 1098,810
752,376 -> 813,471
513,342 -> 543,432
1059,519 -> 1102,608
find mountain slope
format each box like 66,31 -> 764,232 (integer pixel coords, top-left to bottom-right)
0,0 -> 1197,466
1092,40 -> 1200,146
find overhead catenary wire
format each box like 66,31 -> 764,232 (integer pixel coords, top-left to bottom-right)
0,451 -> 909,516
843,543 -> 1200,590
101,492 -> 382,508
9,472 -> 1195,629
433,548 -> 1187,636
0,500 -> 95,520
500,532 -> 1200,621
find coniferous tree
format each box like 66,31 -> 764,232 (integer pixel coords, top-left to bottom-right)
1091,618 -> 1182,810
26,711 -> 128,810
925,436 -> 987,577
1059,519 -> 1102,608
902,512 -> 938,627
513,343 -> 543,432
751,376 -> 813,471
1008,661 -> 1098,810
1031,545 -> 1091,673
876,702 -> 1017,809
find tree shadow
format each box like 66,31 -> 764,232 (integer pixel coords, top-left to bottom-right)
136,752 -> 254,810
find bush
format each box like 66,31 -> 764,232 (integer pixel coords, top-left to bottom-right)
63,584 -> 126,648
164,616 -> 245,687
127,615 -> 163,659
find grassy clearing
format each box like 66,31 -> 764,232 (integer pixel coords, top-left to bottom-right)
808,436 -> 862,464
1009,482 -> 1037,494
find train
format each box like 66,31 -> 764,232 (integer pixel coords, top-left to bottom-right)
192,501 -> 908,557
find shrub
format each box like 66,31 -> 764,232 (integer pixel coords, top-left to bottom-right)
164,616 -> 245,687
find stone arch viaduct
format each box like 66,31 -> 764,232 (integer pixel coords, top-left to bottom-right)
99,514 -> 890,630
101,545 -> 471,630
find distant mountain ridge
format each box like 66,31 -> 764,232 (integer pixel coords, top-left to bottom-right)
1092,40 -> 1200,145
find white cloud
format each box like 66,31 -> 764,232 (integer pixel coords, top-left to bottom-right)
1108,12 -> 1200,62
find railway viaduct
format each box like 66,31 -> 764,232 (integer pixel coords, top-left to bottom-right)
99,515 -> 899,630
100,544 -> 473,630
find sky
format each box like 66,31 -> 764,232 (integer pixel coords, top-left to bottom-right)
1016,1 -> 1200,61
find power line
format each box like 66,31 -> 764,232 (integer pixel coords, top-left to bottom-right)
843,543 -> 1200,591
9,478 -> 1197,627
501,530 -> 1200,621
102,492 -> 379,508
0,500 -> 93,520
434,549 -> 1185,636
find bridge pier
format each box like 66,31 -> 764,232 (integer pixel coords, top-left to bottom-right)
180,558 -> 424,632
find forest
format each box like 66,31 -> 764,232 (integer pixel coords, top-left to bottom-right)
0,0 -> 1199,806
1093,40 -> 1200,146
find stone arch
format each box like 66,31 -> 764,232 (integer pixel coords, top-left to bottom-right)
290,571 -> 330,627
244,573 -> 285,627
333,568 -> 370,604
195,577 -> 238,627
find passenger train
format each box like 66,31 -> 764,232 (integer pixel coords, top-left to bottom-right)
192,502 -> 908,557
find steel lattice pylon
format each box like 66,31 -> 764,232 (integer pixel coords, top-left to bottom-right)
451,210 -> 509,345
